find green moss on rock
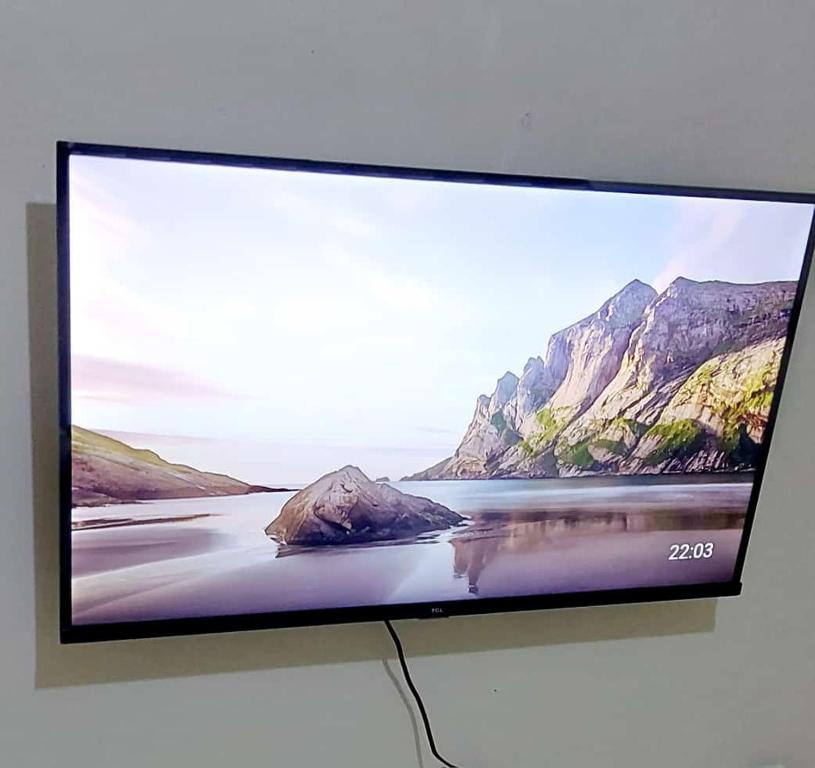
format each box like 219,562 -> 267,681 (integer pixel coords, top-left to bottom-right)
558,439 -> 596,469
490,412 -> 507,432
533,407 -> 565,443
593,438 -> 626,456
643,419 -> 706,466
609,416 -> 648,437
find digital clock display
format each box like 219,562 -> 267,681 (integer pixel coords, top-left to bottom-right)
668,542 -> 715,561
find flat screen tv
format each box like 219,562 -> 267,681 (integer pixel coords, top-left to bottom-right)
58,142 -> 815,643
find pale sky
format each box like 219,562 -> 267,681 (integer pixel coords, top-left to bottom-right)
69,154 -> 814,484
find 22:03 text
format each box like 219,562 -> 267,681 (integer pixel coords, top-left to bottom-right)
668,542 -> 714,561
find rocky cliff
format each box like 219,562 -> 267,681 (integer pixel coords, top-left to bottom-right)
265,466 -> 463,545
407,278 -> 795,479
71,426 -> 272,506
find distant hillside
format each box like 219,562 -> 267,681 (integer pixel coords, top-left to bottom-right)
406,277 -> 794,480
71,426 -> 271,507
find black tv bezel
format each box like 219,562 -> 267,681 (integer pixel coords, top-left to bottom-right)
57,141 -> 815,644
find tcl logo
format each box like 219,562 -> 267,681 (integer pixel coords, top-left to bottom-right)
430,607 -> 445,615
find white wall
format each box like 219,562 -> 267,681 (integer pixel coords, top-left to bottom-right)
2,2 -> 815,766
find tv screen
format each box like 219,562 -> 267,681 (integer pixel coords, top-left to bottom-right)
58,142 -> 815,642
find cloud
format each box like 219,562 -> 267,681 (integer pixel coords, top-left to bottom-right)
263,188 -> 378,238
268,244 -> 465,345
72,355 -> 241,403
416,425 -> 462,435
69,161 -> 146,257
329,212 -> 378,238
652,197 -> 746,292
323,245 -> 444,313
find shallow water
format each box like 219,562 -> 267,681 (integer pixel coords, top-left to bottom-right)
71,477 -> 749,624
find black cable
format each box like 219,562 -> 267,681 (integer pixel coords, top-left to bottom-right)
383,619 -> 462,768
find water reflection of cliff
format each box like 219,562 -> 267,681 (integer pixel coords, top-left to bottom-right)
451,510 -> 744,594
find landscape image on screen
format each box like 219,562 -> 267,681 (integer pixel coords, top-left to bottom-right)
67,154 -> 814,626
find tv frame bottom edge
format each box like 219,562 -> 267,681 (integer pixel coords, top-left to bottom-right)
59,580 -> 742,644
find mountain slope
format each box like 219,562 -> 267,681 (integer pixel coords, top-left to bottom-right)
621,337 -> 784,473
407,280 -> 656,479
407,278 -> 795,480
71,426 -> 271,506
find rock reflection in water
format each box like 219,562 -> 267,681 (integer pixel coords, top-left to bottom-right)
451,509 -> 744,594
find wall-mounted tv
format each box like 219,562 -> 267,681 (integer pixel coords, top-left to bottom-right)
58,142 -> 815,643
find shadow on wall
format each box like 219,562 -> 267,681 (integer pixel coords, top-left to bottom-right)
27,202 -> 717,689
